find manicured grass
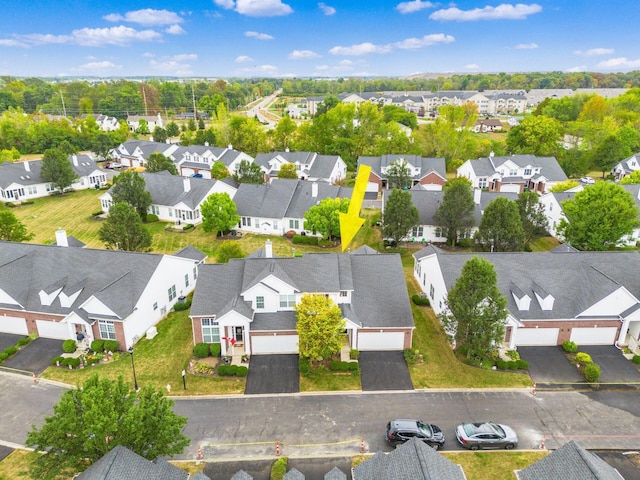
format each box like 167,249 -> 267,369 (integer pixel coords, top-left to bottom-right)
443,450 -> 549,480
0,450 -> 34,479
529,236 -> 560,252
299,368 -> 361,392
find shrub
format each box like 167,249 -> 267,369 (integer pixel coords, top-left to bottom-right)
183,223 -> 195,231
0,352 -> 8,362
292,234 -> 319,245
632,355 -> 640,365
216,241 -> 245,263
145,213 -> 159,223
51,355 -> 64,366
583,363 -> 601,382
271,457 -> 288,480
495,358 -> 508,370
174,300 -> 192,311
404,349 -> 420,363
193,343 -> 210,358
16,337 -> 30,347
62,357 -> 81,368
92,210 -> 105,216
349,349 -> 359,360
318,240 -> 333,247
103,340 -> 119,352
411,294 -> 430,306
91,339 -> 105,352
210,343 -> 221,357
4,346 -> 17,356
217,364 -> 230,376
562,340 -> 578,353
457,238 -> 474,248
575,352 -> 593,364
507,361 -> 519,370
236,365 -> 248,377
62,339 -> 77,353
299,356 -> 311,375
5,202 -> 15,208
329,360 -> 342,371
505,349 -> 520,360
516,359 -> 529,370
348,361 -> 359,372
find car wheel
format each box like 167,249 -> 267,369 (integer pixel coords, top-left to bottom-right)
430,443 -> 439,450
505,443 -> 515,450
470,444 -> 479,451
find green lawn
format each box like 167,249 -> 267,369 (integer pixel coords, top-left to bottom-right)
443,450 -> 549,480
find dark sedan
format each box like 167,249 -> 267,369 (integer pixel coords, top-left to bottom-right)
385,419 -> 445,450
455,422 -> 518,450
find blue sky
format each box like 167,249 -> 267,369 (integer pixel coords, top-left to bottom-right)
1,1 -> 639,78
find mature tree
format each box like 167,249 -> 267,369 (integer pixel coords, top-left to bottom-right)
278,162 -> 299,179
99,202 -> 152,251
558,181 -> 639,250
135,118 -> 149,135
233,159 -> 264,184
211,161 -> 230,180
385,159 -> 412,190
41,148 -> 79,194
0,211 -> 34,241
439,256 -> 508,359
433,177 -> 475,246
382,189 -> 419,245
549,179 -> 581,192
474,197 -> 526,252
303,197 -> 350,241
517,190 -> 549,245
315,95 -> 340,116
109,170 -> 152,219
382,104 -> 418,130
152,126 -> 167,143
146,152 -> 178,175
506,115 -> 563,156
200,192 -> 240,236
26,374 -> 189,480
620,170 -> 640,184
272,116 -> 297,151
591,134 -> 629,178
166,121 -> 180,138
216,241 -> 245,263
295,294 -> 345,367
91,132 -> 115,161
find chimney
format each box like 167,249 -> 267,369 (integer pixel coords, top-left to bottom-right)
285,147 -> 290,152
265,240 -> 273,258
183,177 -> 191,192
72,155 -> 78,166
312,182 -> 318,198
204,141 -> 209,147
474,188 -> 482,205
24,161 -> 30,172
227,144 -> 233,150
55,228 -> 68,247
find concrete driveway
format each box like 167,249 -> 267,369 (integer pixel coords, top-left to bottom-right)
244,354 -> 300,394
518,346 -> 584,385
1,337 -> 64,376
359,351 -> 413,391
581,346 -> 640,383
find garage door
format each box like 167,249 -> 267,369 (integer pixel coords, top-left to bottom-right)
251,334 -> 298,354
0,315 -> 28,335
358,331 -> 405,350
36,320 -> 71,340
515,328 -> 559,346
570,327 -> 618,345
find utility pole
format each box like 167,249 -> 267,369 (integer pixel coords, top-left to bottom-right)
142,87 -> 148,116
191,83 -> 197,120
60,91 -> 67,118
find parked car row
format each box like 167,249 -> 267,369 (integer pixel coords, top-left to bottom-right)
385,418 -> 518,451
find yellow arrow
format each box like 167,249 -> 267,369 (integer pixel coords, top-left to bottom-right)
339,164 -> 371,251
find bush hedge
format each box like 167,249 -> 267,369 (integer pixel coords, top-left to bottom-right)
271,457 -> 288,480
103,340 -> 119,352
193,343 -> 210,358
292,234 -> 319,245
236,365 -> 249,377
575,352 -> 593,364
62,357 -> 81,368
0,352 -> 8,362
62,339 -> 77,353
210,343 -> 222,357
583,363 -> 601,382
411,294 -> 430,306
632,355 -> 640,365
145,213 -> 159,223
516,359 -> 529,370
51,355 -> 64,366
562,340 -> 578,353
174,300 -> 192,311
299,356 -> 311,375
349,349 -> 359,360
4,346 -> 17,357
16,337 -> 30,347
218,364 -> 245,376
91,339 -> 105,352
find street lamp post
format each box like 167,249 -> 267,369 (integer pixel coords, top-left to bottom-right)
128,346 -> 139,391
182,369 -> 186,390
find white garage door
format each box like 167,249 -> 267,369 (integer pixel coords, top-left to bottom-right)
251,334 -> 298,354
181,167 -> 195,177
36,320 -> 71,340
515,328 -> 559,346
0,315 -> 28,335
358,331 -> 405,350
570,327 -> 618,345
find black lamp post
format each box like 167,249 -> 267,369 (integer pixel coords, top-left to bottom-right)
182,369 -> 186,390
128,346 -> 139,391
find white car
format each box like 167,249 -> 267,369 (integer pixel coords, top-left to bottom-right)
580,176 -> 595,185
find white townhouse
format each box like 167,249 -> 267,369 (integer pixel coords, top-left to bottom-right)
0,155 -> 107,203
612,152 -> 640,182
110,139 -> 180,169
173,144 -> 254,179
253,150 -> 347,184
77,114 -> 121,132
126,113 -> 164,132
358,154 -> 447,194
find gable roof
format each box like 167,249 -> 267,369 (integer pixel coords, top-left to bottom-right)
0,155 -> 99,189
174,245 -> 207,263
352,437 -> 466,480
516,440 -> 623,480
468,154 -> 568,183
358,155 -> 446,182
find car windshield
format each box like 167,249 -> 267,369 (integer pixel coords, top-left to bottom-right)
417,421 -> 433,436
490,423 -> 506,437
463,424 -> 477,436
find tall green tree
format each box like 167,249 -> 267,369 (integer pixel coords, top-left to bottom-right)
146,152 -> 178,175
558,182 -> 639,250
433,178 -> 475,246
152,126 -> 167,143
109,170 -> 152,219
0,211 -> 34,241
211,161 -> 230,180
26,374 -> 189,480
233,159 -> 264,184
385,159 -> 412,190
41,148 -> 79,194
474,197 -> 526,252
439,256 -> 508,359
272,116 -> 297,151
278,162 -> 299,179
135,118 -> 149,135
303,197 -> 350,241
517,190 -> 549,245
382,189 -> 419,245
620,170 -> 640,184
506,115 -> 563,156
591,134 -> 629,178
166,121 -> 180,138
99,202 -> 152,251
200,192 -> 240,236
295,294 -> 345,367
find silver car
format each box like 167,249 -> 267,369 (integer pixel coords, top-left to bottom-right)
455,422 -> 518,450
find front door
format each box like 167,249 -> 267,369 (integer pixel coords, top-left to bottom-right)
234,326 -> 243,343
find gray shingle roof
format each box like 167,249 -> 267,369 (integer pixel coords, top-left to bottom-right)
358,155 -> 446,182
0,155 -> 100,189
230,470 -> 254,480
352,437 -> 466,480
283,468 -> 305,480
174,245 -> 207,263
324,466 -> 347,480
517,440 -> 623,480
473,154 -> 568,182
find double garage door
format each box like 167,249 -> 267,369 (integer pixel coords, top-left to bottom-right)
515,326 -> 618,346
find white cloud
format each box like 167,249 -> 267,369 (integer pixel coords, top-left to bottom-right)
245,31 -> 274,40
166,25 -> 186,35
104,9 -> 183,26
430,3 -> 542,21
396,0 -> 435,14
237,64 -> 279,74
289,49 -> 320,59
339,59 -> 354,66
215,0 -> 293,17
142,52 -> 155,58
171,53 -> 198,61
565,65 -> 587,72
21,26 -> 162,47
330,33 -> 453,56
315,64 -> 329,70
597,57 -> 640,69
574,48 -> 614,57
465,63 -> 480,70
76,61 -> 122,72
0,39 -> 30,48
318,2 -> 336,15
235,55 -> 253,63
515,43 -> 538,49
150,58 -> 193,75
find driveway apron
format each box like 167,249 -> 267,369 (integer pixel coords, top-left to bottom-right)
244,354 -> 300,394
581,345 -> 640,383
359,351 -> 413,391
518,346 -> 584,385
1,338 -> 64,376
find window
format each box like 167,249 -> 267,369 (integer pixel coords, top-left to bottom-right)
435,227 -> 442,238
279,294 -> 296,308
411,226 -> 423,237
150,205 -> 159,215
242,217 -> 251,227
289,219 -> 299,229
27,185 -> 37,195
193,266 -> 198,280
46,184 -> 55,192
524,168 -> 531,176
273,220 -> 278,230
478,177 -> 487,189
339,290 -> 348,297
430,284 -> 435,300
153,302 -> 158,310
98,320 -> 116,340
202,318 -> 220,343
168,208 -> 173,217
185,274 -> 189,288
509,169 -> 517,176
168,285 -> 176,301
256,296 -> 264,309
